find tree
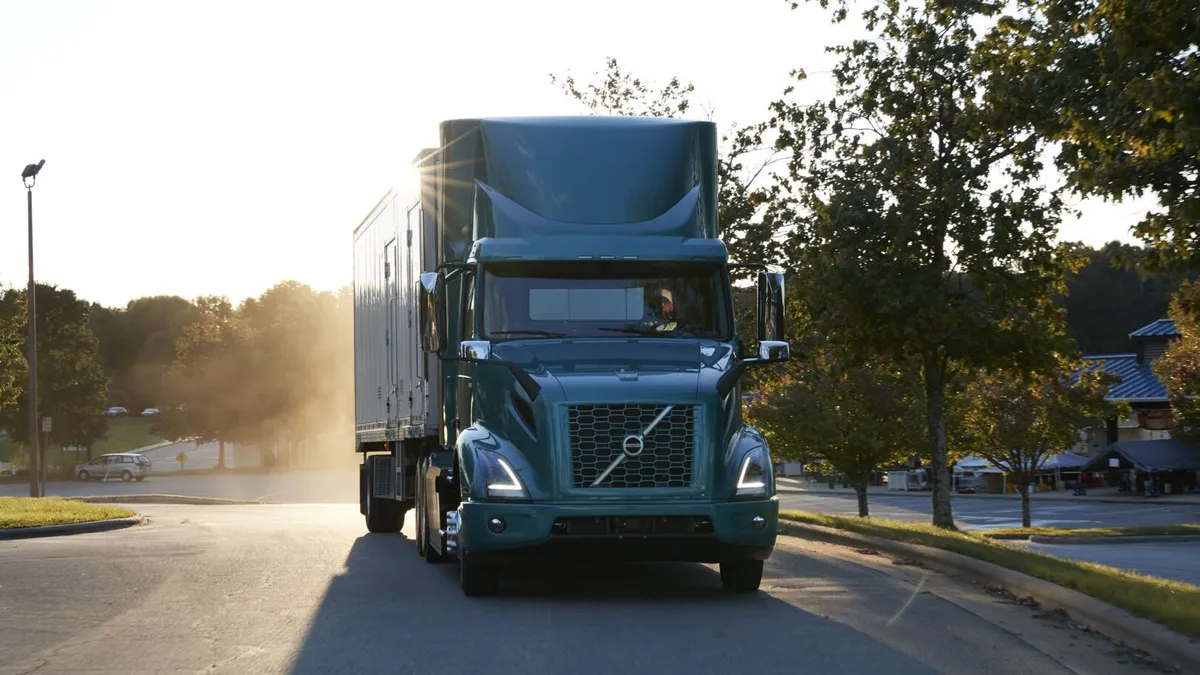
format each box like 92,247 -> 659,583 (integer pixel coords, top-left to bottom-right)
0,288 -> 24,414
158,296 -> 249,470
957,362 -> 1120,528
550,57 -> 796,275
1152,281 -> 1200,443
773,0 -> 1076,527
158,282 -> 355,471
992,0 -> 1200,272
1058,241 -> 1188,354
90,295 -> 200,411
236,281 -> 351,468
0,284 -> 109,456
749,338 -> 925,517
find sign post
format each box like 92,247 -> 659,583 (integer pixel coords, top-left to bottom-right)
38,417 -> 52,496
177,452 -> 188,471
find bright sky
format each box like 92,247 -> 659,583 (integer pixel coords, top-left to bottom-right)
1,0 -> 1148,309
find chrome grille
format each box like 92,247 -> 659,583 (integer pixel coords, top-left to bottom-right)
569,404 -> 695,489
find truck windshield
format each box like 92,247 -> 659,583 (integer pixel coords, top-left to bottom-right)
482,261 -> 731,340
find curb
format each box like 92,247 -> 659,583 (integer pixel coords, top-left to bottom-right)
0,516 -> 144,540
1028,534 -> 1200,545
68,494 -> 272,506
778,520 -> 1200,674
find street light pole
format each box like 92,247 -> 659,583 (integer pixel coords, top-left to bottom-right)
21,160 -> 44,498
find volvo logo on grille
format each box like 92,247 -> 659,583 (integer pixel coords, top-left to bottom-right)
622,435 -> 645,457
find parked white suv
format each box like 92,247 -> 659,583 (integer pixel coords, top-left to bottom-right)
75,453 -> 151,481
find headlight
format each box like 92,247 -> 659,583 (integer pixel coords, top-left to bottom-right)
735,447 -> 770,497
477,450 -> 529,500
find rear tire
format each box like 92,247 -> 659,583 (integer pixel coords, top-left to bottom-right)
719,560 -> 764,592
364,458 -> 403,533
460,549 -> 499,597
121,470 -> 133,482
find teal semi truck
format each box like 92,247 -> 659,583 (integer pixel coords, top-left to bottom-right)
352,116 -> 790,596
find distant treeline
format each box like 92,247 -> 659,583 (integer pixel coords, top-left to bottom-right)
1058,241 -> 1195,355
0,281 -> 351,467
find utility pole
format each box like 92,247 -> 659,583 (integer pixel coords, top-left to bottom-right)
21,160 -> 44,498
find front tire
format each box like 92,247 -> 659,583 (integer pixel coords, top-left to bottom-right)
719,560 -> 764,592
78,470 -> 90,481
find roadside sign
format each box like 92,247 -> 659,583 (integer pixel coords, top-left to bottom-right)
177,452 -> 188,469
41,417 -> 51,433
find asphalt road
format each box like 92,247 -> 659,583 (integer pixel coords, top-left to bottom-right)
1018,541 -> 1200,586
0,504 -> 1174,675
777,490 -> 1200,531
3,471 -> 1197,586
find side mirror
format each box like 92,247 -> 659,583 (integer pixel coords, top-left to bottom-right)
460,340 -> 492,361
418,272 -> 446,354
757,271 -> 787,344
758,340 -> 790,362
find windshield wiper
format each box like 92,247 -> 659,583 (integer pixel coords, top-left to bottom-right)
596,326 -> 698,337
490,330 -> 568,338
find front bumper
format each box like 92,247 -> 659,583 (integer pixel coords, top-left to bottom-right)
458,497 -> 778,565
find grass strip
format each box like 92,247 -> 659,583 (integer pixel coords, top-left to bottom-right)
780,510 -> 1200,638
980,524 -> 1200,540
0,497 -> 135,529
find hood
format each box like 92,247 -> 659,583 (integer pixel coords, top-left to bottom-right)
491,338 -> 736,403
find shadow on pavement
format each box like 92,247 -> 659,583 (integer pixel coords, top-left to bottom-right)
285,533 -> 943,675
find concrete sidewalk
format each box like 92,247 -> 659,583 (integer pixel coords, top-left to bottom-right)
777,477 -> 1200,505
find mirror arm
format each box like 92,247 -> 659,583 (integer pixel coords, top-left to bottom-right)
716,362 -> 750,400
443,357 -> 541,401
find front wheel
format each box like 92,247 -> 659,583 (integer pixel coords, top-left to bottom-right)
78,470 -> 90,481
719,560 -> 764,593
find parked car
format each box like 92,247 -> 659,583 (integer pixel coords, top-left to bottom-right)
141,407 -> 160,416
103,407 -> 128,417
75,453 -> 150,481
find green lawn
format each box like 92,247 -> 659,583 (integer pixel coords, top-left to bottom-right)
0,418 -> 167,465
780,510 -> 1200,638
0,497 -> 135,529
981,524 -> 1200,540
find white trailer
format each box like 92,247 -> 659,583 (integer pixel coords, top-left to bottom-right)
352,169 -> 441,530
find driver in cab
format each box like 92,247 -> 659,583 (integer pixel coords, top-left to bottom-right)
645,287 -> 679,332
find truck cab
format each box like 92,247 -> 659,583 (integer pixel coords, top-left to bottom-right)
353,115 -> 789,596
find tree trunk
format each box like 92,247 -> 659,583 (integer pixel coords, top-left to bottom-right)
1019,477 -> 1032,528
922,348 -> 955,529
854,471 -> 870,518
217,439 -> 227,470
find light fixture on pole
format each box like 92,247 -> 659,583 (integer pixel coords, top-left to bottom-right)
21,159 -> 44,498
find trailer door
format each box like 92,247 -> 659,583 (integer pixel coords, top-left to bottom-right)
406,204 -> 421,422
384,238 -> 399,425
